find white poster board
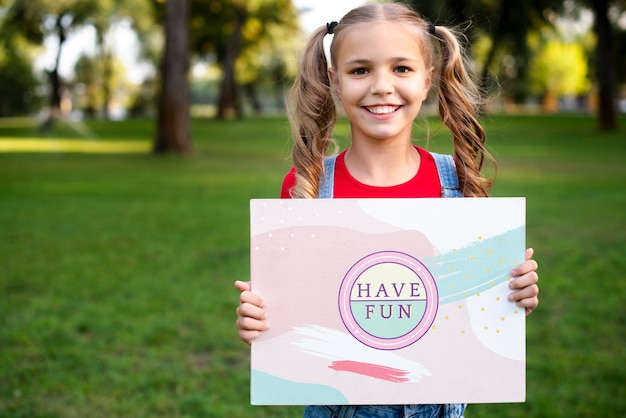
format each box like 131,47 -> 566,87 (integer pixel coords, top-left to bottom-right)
250,198 -> 526,405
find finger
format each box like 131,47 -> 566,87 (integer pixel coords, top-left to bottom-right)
508,283 -> 539,303
524,305 -> 537,316
515,295 -> 539,316
238,329 -> 263,345
240,290 -> 264,309
234,280 -> 251,292
236,312 -> 268,347
510,259 -> 538,279
236,314 -> 269,346
237,301 -> 266,321
510,248 -> 538,277
509,271 -> 539,291
236,313 -> 269,332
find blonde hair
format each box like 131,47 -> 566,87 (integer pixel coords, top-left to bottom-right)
288,2 -> 495,198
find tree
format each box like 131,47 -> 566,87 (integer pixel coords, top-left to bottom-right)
216,1 -> 247,118
0,44 -> 40,116
408,0 -> 562,98
0,8 -> 40,116
91,0 -> 156,120
154,0 -> 192,154
74,54 -> 102,117
589,0 -> 618,130
73,52 -> 128,118
556,0 -> 623,130
529,38 -> 591,110
1,0 -> 102,128
407,0 -> 623,131
189,0 -> 299,118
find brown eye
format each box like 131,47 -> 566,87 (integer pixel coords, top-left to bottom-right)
351,68 -> 368,75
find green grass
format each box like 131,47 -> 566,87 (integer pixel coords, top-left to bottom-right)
1,114 -> 625,417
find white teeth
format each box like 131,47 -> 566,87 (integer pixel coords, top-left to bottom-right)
367,106 -> 398,115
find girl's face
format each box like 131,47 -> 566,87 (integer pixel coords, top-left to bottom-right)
330,21 -> 432,146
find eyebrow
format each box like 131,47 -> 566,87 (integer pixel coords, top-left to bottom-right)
344,57 -> 418,66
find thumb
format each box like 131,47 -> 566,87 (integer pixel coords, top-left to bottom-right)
234,280 -> 251,292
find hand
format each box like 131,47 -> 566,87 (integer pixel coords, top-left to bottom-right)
508,248 -> 539,316
235,280 -> 269,345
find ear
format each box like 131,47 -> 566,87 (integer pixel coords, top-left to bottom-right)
328,67 -> 340,95
424,66 -> 434,94
420,66 -> 434,102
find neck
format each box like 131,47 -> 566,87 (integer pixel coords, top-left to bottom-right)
344,140 -> 420,187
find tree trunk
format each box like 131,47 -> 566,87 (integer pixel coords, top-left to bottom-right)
591,0 -> 618,131
154,0 -> 192,154
480,35 -> 503,91
216,4 -> 247,119
244,82 -> 262,115
41,15 -> 66,130
479,0 -> 517,92
102,52 -> 113,120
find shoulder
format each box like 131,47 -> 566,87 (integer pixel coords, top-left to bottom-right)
281,167 -> 297,199
417,146 -> 436,161
424,149 -> 458,174
416,146 -> 440,172
281,152 -> 347,199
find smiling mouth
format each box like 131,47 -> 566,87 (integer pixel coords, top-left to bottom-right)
365,105 -> 401,115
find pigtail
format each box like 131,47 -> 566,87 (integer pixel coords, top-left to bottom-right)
431,25 -> 497,197
288,26 -> 337,198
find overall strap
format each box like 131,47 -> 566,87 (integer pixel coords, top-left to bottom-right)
430,152 -> 463,198
320,153 -> 461,198
318,155 -> 337,199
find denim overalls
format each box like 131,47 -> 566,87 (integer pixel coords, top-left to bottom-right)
306,152 -> 465,418
318,152 -> 463,199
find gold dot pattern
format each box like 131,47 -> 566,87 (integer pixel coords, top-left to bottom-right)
426,229 -> 525,360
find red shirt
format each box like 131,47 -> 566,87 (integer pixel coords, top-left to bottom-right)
280,146 -> 441,198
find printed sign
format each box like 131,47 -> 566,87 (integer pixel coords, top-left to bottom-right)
339,251 -> 439,350
250,198 -> 526,405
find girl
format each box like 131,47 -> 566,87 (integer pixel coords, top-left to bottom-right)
236,3 -> 539,417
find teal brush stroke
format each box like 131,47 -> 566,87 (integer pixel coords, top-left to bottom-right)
251,369 -> 349,405
423,227 -> 525,304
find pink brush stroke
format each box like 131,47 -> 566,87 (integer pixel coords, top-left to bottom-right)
329,360 -> 410,383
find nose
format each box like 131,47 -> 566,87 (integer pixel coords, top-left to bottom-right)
370,71 -> 394,95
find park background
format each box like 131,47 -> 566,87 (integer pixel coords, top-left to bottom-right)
1,0 -> 625,417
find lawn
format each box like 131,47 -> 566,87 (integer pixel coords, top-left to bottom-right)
0,114 -> 624,417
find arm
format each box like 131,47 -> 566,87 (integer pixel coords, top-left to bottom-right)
235,280 -> 269,344
508,248 -> 540,316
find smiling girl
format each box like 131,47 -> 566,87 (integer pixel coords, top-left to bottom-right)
236,3 -> 539,417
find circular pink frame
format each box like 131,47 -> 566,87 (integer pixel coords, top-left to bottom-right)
338,251 -> 439,350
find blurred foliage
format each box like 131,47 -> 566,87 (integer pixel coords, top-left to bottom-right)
1,0 -> 103,122
0,0 -> 157,119
91,0 -> 157,118
0,0 -> 100,42
408,0 -> 624,98
186,0 -> 300,117
529,38 -> 591,96
187,0 -> 299,64
408,0 -> 564,69
74,53 -> 129,117
0,0 -> 624,119
0,34 -> 41,116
